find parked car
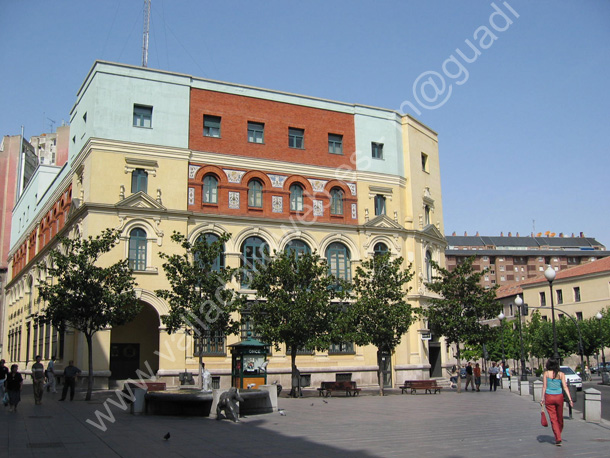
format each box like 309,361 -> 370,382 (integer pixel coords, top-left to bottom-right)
591,363 -> 610,374
560,366 -> 582,390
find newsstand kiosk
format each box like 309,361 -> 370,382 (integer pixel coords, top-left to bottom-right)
229,337 -> 270,389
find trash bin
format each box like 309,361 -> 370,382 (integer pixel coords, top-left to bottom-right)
130,386 -> 147,415
602,370 -> 610,385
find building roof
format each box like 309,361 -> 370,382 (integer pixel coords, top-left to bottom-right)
495,283 -> 523,299
445,249 -> 610,258
446,235 -> 605,250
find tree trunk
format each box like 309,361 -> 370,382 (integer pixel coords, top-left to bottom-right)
377,350 -> 384,397
85,333 -> 94,401
290,346 -> 299,398
456,344 -> 462,393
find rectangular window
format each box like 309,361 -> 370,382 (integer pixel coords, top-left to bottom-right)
131,168 -> 148,193
421,152 -> 428,171
576,312 -> 583,321
133,105 -> 152,128
286,345 -> 314,355
374,195 -> 386,216
196,332 -> 226,356
328,134 -> 343,154
372,142 -> 383,159
574,287 -> 581,302
328,342 -> 355,354
248,122 -> 264,143
204,115 -> 221,137
540,292 -> 546,307
38,324 -> 44,357
33,324 -> 38,358
44,324 -> 50,359
556,289 -> 563,304
289,128 -> 304,149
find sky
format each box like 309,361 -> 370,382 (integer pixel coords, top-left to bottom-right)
1,0 -> 609,245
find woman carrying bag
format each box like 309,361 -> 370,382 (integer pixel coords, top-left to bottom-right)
540,358 -> 573,446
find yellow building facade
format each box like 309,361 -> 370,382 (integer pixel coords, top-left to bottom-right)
4,61 -> 447,389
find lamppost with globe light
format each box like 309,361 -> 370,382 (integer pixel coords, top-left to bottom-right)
596,311 -> 606,371
498,311 -> 506,367
514,294 -> 528,381
544,265 -> 560,360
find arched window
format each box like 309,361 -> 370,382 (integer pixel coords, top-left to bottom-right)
203,175 -> 218,204
131,169 -> 148,193
290,184 -> 304,212
248,180 -> 263,208
241,236 -> 268,286
326,242 -> 351,281
196,233 -> 225,271
128,228 -> 147,271
425,250 -> 433,282
374,242 -> 388,256
374,195 -> 386,216
286,239 -> 311,257
330,188 -> 343,215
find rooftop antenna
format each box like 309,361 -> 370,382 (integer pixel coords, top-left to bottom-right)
142,0 -> 151,67
47,117 -> 56,132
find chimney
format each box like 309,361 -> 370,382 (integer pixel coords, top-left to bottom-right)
559,233 -> 564,238
580,232 -> 584,238
516,232 -> 520,237
452,231 -> 456,236
464,231 -> 467,236
476,231 -> 479,236
508,232 -> 512,237
500,232 -> 504,237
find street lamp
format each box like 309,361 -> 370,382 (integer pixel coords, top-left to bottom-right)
544,265 -> 560,360
596,312 -> 606,370
514,295 -> 528,381
498,311 -> 506,367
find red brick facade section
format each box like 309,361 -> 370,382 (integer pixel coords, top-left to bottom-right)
12,185 -> 71,278
189,164 -> 356,225
189,88 -> 356,168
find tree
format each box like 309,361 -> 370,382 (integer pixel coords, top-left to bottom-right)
156,232 -> 242,388
424,257 -> 500,392
37,228 -> 140,400
349,253 -> 415,395
248,250 -> 346,397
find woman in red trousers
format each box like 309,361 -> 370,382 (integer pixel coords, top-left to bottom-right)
541,358 -> 573,446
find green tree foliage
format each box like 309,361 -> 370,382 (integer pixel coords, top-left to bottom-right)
350,253 -> 415,395
37,228 -> 140,400
424,257 -> 500,392
248,250 -> 346,397
156,232 -> 242,387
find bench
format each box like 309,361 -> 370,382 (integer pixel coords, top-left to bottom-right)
317,381 -> 362,397
400,380 -> 443,394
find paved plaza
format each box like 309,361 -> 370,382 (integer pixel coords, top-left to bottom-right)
1,384 -> 609,457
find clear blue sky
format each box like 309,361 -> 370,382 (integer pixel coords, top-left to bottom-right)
1,0 -> 609,245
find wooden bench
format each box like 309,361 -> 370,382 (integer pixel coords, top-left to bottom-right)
317,381 -> 362,397
400,380 -> 443,394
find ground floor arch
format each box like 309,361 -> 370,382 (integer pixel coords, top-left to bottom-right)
109,301 -> 160,380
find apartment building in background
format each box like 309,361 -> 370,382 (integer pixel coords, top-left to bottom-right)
446,233 -> 609,289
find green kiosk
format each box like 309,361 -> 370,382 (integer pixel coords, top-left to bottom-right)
229,337 -> 270,389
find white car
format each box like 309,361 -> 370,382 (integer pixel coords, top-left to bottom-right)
560,366 -> 583,390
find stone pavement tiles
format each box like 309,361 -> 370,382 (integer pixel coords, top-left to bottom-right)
1,387 -> 609,457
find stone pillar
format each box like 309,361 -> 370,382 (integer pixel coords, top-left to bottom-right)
519,380 -> 530,396
583,388 -> 601,423
510,379 -> 519,392
532,380 -> 543,402
260,385 -> 279,412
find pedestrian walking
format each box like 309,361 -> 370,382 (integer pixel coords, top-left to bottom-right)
541,358 -> 573,446
505,365 -> 511,390
6,364 -> 23,412
473,362 -> 482,391
464,362 -> 475,391
0,359 -> 8,403
45,355 -> 57,393
32,355 -> 46,405
488,362 -> 498,391
59,360 -> 81,401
